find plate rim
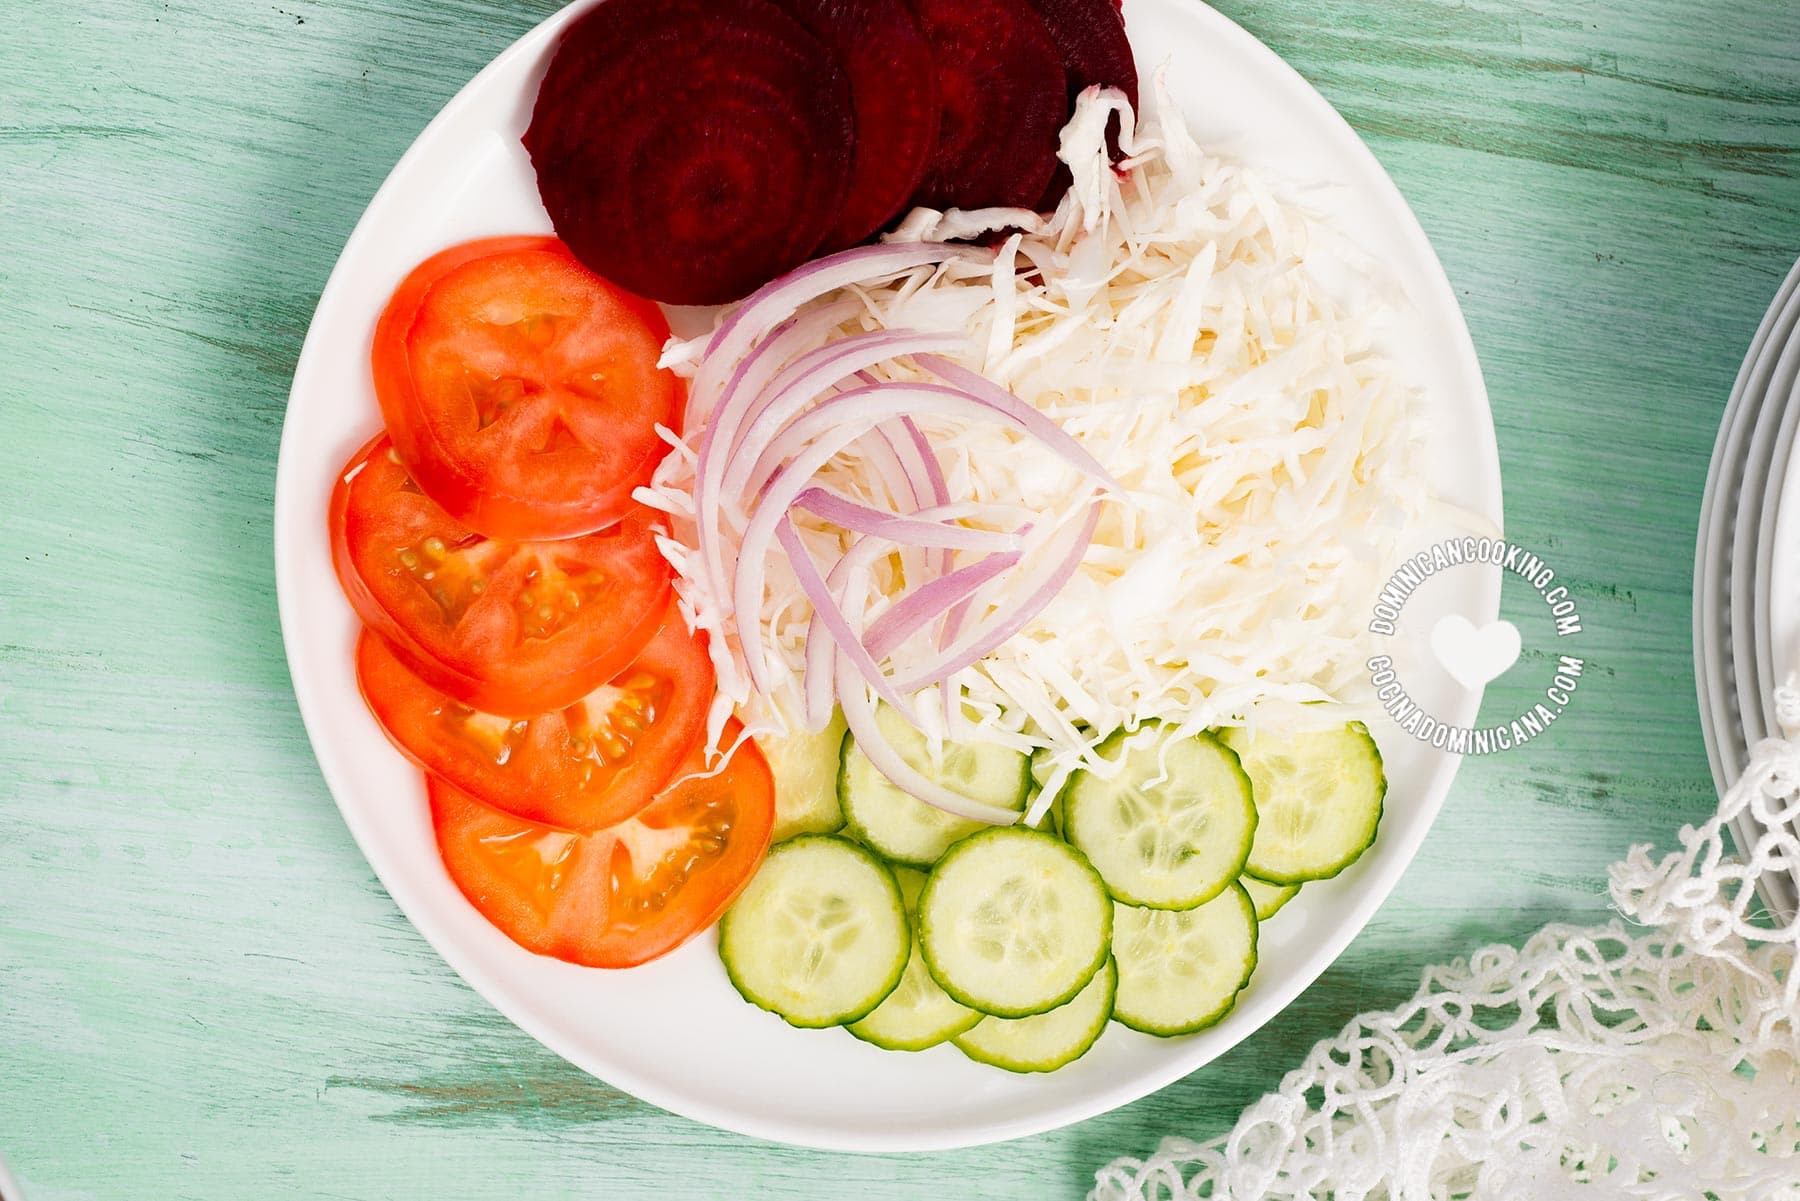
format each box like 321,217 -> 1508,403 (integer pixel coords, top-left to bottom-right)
1758,260 -> 1800,704
1751,367 -> 1800,732
1695,260 -> 1800,782
273,0 -> 1502,1150
1693,257 -> 1800,917
1726,294 -> 1800,749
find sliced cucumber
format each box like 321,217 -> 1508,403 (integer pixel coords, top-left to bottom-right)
918,828 -> 1111,1018
758,710 -> 849,843
846,868 -> 980,1051
1063,725 -> 1256,910
1241,875 -> 1299,920
839,703 -> 1031,868
719,835 -> 908,1029
955,957 -> 1116,1073
1220,722 -> 1386,885
1111,885 -> 1257,1036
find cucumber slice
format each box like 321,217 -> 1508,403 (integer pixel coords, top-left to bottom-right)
918,828 -> 1111,1018
1220,722 -> 1386,885
839,703 -> 1031,868
954,957 -> 1116,1072
846,868 -> 980,1051
1241,875 -> 1299,920
1111,885 -> 1258,1036
758,710 -> 848,842
719,835 -> 908,1028
1063,725 -> 1256,909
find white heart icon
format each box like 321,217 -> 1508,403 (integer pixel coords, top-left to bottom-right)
1429,615 -> 1522,689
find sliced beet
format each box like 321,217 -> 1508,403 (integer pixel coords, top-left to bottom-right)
1027,0 -> 1139,208
524,0 -> 855,306
905,0 -> 1066,214
772,0 -> 938,249
1028,0 -> 1138,124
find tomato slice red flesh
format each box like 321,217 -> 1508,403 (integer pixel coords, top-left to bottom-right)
430,729 -> 775,968
330,433 -> 671,715
357,608 -> 714,829
373,236 -> 681,541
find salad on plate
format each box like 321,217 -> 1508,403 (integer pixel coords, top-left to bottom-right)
326,0 -> 1414,1075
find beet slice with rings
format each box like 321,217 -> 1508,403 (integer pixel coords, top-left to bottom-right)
773,0 -> 939,249
1029,0 -> 1139,125
1027,0 -> 1140,208
524,0 -> 855,306
904,0 -> 1067,214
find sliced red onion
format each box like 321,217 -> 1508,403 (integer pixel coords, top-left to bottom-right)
855,424 -> 934,589
694,299 -> 859,603
733,385 -> 1033,692
694,298 -> 858,473
899,415 -> 951,508
862,424 -> 922,510
876,418 -> 944,595
835,659 -> 1023,827
721,329 -> 966,499
737,425 -> 900,695
862,540 -> 1026,661
777,518 -> 912,721
731,333 -> 967,460
894,497 -> 1104,692
804,533 -> 903,728
676,251 -> 1112,826
740,383 -> 1030,504
795,498 -> 1002,721
893,417 -> 958,615
895,414 -> 964,728
793,487 -> 1020,552
915,354 -> 1120,488
693,243 -> 982,428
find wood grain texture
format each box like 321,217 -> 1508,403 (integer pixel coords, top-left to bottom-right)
3,0 -> 1799,1196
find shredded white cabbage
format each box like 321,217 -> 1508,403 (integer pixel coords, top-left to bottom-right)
641,80 -> 1428,809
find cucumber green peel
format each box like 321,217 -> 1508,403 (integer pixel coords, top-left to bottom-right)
722,715 -> 1386,1068
1064,724 -> 1256,909
846,868 -> 981,1051
918,827 -> 1112,1018
1221,722 -> 1385,885
955,958 -> 1116,1073
1111,884 -> 1258,1036
839,703 -> 1030,868
1240,875 -> 1300,920
719,835 -> 908,1029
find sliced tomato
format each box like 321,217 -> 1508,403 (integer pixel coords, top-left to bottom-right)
374,236 -> 681,541
356,608 -> 714,829
330,434 -> 671,715
430,729 -> 775,968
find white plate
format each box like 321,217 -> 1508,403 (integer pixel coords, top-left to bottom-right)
1697,264 -> 1800,783
1765,262 -> 1800,693
274,0 -> 1500,1150
1749,266 -> 1800,915
1695,257 -> 1800,919
1753,373 -> 1800,734
1728,291 -> 1800,750
1730,322 -> 1800,916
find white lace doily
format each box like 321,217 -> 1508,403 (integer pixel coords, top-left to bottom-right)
1091,691 -> 1800,1201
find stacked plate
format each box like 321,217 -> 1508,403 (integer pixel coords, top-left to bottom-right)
1694,255 -> 1800,920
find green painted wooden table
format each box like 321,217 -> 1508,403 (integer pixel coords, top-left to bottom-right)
5,1 -> 1799,1196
